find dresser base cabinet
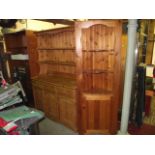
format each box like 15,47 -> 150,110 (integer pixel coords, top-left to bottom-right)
32,76 -> 78,131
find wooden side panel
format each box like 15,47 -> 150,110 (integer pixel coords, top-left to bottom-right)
26,31 -> 39,77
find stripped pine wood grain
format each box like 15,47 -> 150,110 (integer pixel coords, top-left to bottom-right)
33,20 -> 122,134
76,20 -> 122,134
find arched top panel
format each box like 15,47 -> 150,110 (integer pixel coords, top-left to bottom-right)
81,24 -> 115,51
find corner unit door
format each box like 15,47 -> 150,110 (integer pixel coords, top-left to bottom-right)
81,94 -> 112,134
75,20 -> 122,134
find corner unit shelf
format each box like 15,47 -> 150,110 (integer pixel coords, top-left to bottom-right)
83,93 -> 112,101
83,69 -> 114,74
82,89 -> 112,101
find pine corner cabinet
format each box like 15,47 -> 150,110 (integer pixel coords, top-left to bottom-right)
32,20 -> 122,134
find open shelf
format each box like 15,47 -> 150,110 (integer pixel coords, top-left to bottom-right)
39,60 -> 76,66
83,69 -> 113,74
8,46 -> 27,49
32,74 -> 76,89
83,89 -> 112,101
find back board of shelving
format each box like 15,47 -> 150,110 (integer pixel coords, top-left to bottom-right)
36,27 -> 76,77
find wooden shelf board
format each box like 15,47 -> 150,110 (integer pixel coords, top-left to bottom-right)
32,74 -> 77,89
8,46 -> 27,49
83,69 -> 113,74
83,90 -> 112,101
39,61 -> 76,66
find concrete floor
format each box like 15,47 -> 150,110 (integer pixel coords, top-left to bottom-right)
38,117 -> 78,135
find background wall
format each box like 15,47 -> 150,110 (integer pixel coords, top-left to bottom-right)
1,19 -> 67,34
26,19 -> 68,31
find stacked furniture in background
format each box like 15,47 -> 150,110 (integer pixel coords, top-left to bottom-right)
4,30 -> 39,107
32,20 -> 122,134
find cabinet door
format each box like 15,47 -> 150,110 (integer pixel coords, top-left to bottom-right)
81,97 -> 111,134
43,90 -> 59,120
59,96 -> 77,131
33,86 -> 44,111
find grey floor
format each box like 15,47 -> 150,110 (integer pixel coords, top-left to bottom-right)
38,117 -> 78,135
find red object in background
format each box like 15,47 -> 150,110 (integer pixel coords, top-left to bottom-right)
0,117 -> 19,135
145,96 -> 151,116
0,117 -> 8,127
1,79 -> 7,87
128,123 -> 155,135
